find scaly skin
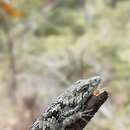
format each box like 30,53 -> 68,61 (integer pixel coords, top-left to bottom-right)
31,76 -> 101,130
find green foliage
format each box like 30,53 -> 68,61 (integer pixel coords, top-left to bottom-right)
0,0 -> 130,130
56,0 -> 85,8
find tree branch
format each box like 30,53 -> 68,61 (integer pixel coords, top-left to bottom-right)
66,91 -> 108,130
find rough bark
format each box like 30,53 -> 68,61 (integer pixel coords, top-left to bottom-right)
66,91 -> 108,130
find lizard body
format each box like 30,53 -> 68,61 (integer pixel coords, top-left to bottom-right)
31,76 -> 101,130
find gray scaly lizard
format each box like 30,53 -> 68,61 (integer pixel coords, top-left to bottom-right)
31,76 -> 101,130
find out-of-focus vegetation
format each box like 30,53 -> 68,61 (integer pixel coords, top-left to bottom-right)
0,0 -> 130,130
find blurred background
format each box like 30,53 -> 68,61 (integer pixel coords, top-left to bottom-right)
0,0 -> 130,130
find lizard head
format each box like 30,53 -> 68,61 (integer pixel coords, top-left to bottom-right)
74,76 -> 101,99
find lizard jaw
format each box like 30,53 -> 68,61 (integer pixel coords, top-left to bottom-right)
93,88 -> 106,96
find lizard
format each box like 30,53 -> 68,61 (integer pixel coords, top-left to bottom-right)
30,76 -> 101,130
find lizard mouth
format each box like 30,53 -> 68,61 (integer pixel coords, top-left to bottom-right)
93,87 -> 106,96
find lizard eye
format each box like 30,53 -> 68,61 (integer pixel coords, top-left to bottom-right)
81,85 -> 89,92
